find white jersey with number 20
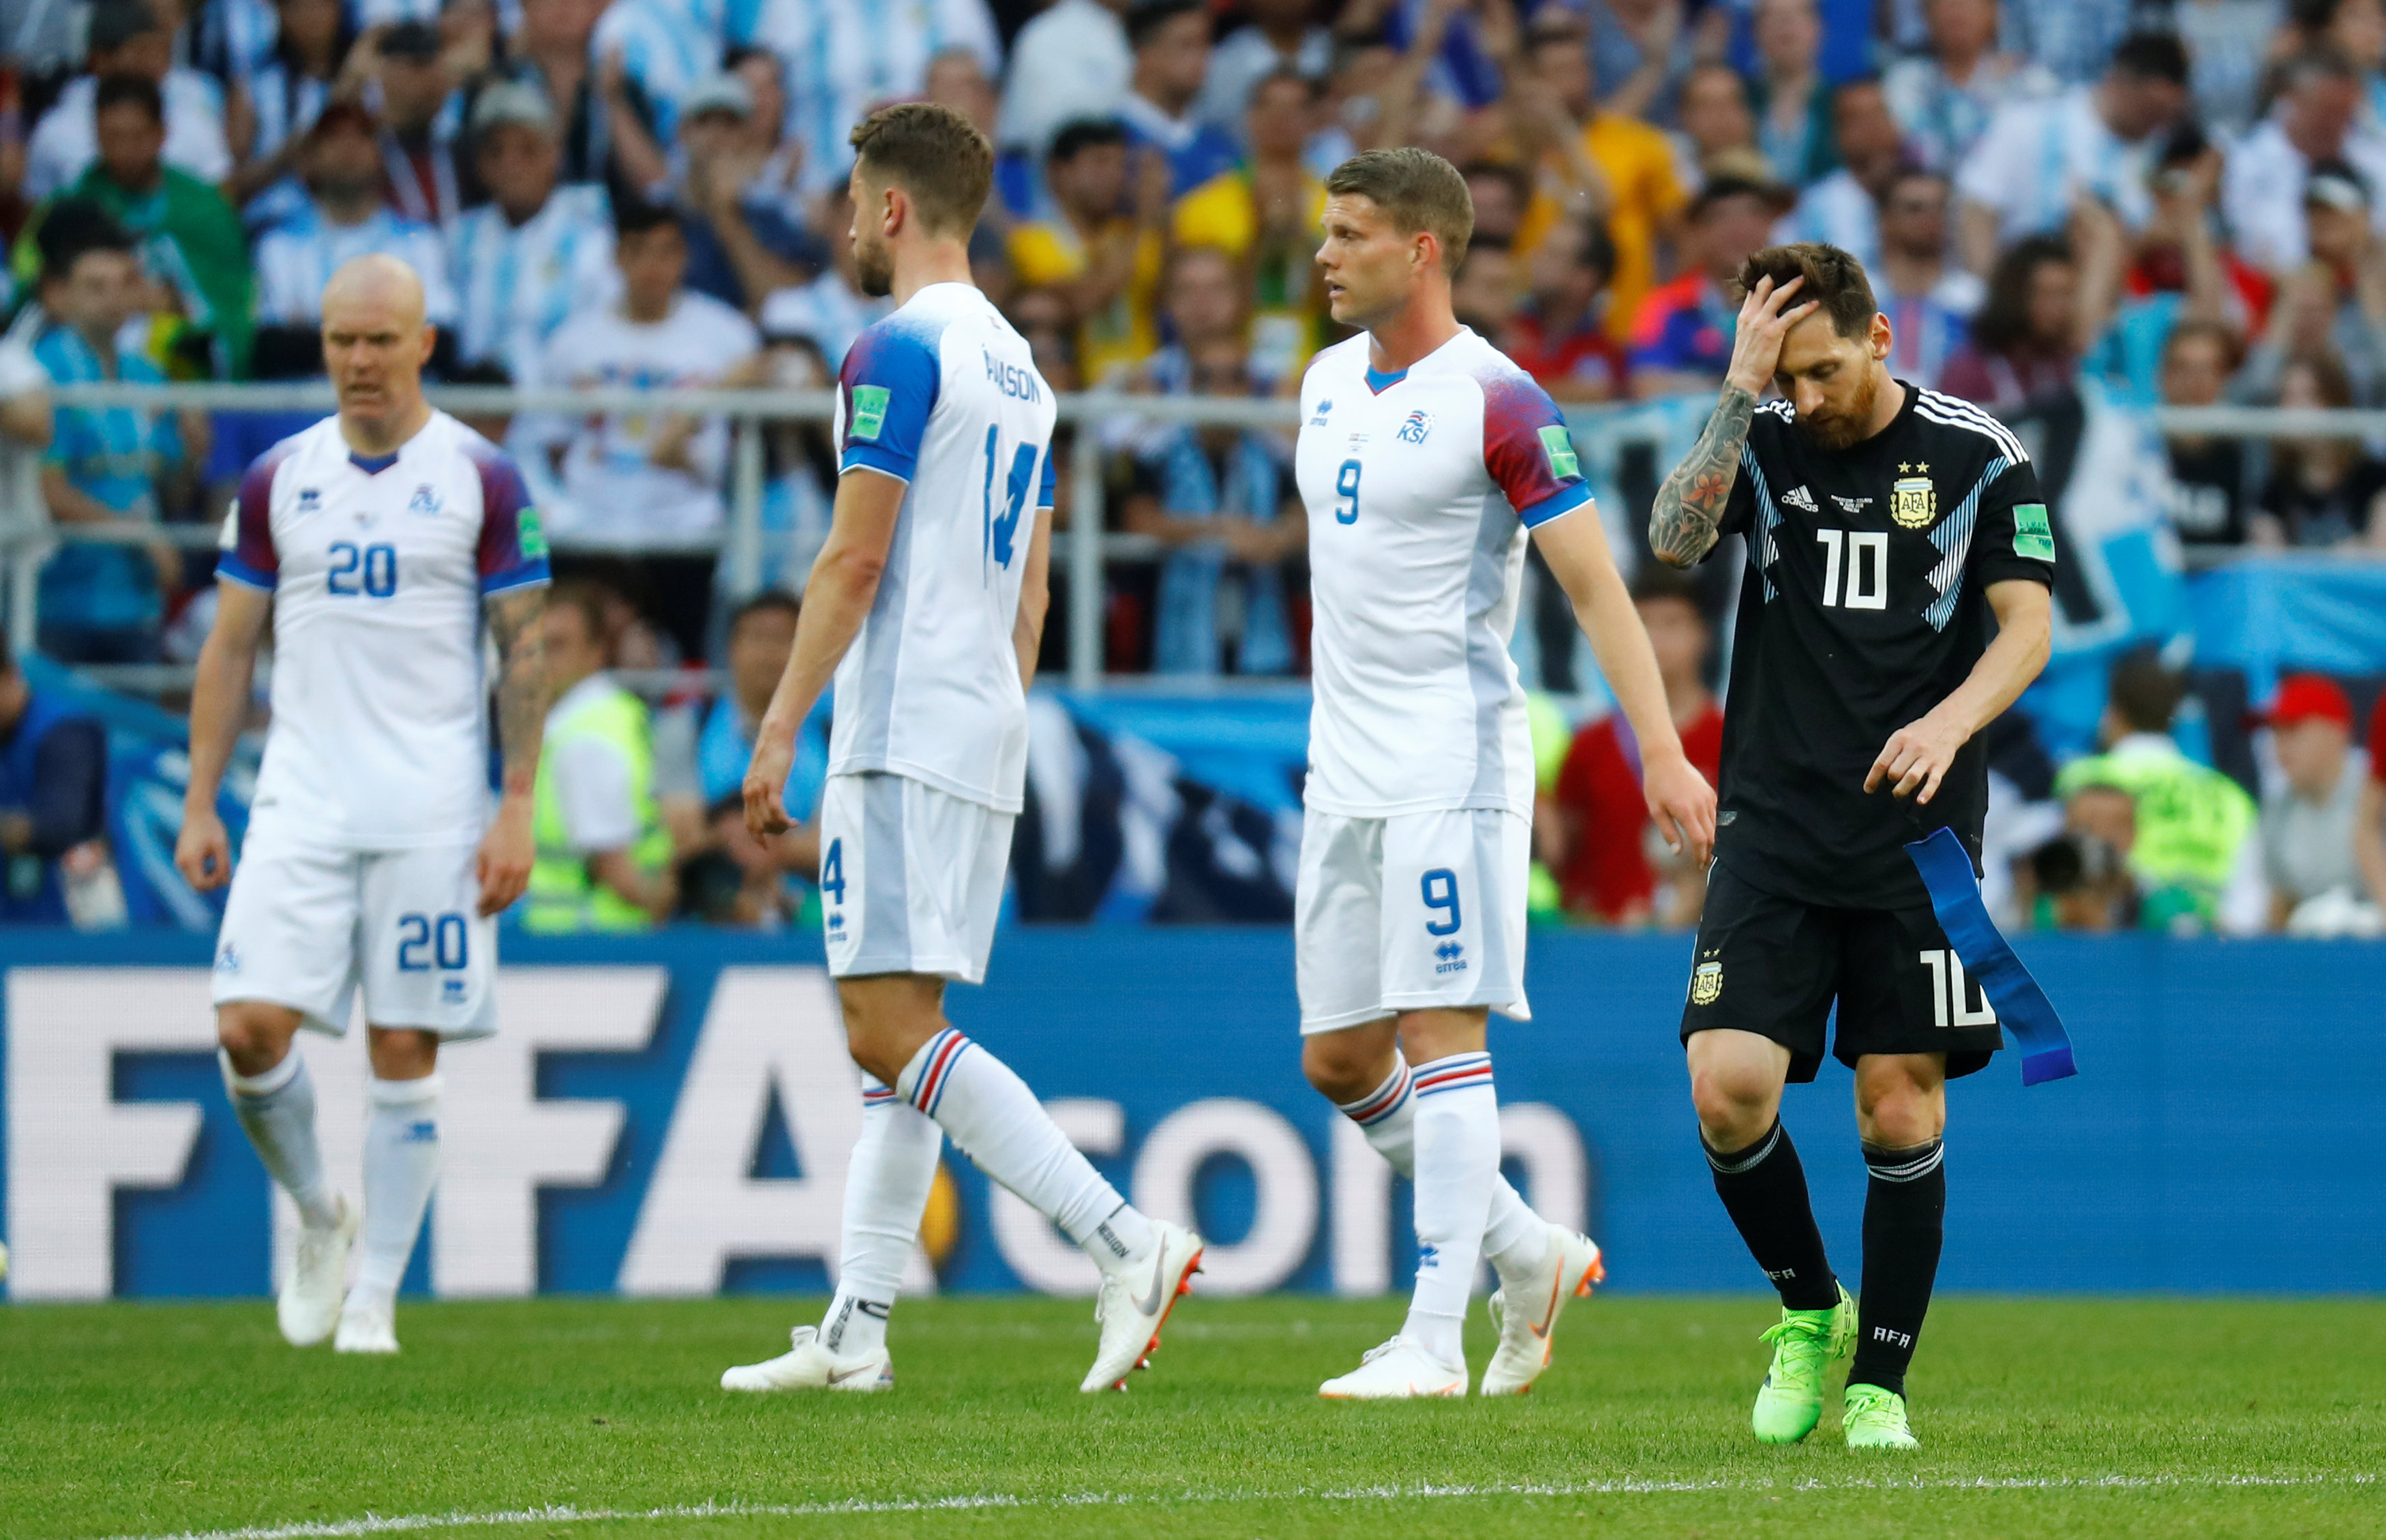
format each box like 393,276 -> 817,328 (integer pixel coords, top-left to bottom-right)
217,410 -> 551,849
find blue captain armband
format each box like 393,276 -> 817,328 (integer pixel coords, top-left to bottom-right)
1906,826 -> 2078,1085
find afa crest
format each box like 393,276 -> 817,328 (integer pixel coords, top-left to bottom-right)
1690,960 -> 1723,1005
1891,474 -> 1936,529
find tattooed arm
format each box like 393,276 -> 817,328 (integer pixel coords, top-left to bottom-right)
477,585 -> 549,916
1648,385 -> 1757,568
1648,273 -> 1818,570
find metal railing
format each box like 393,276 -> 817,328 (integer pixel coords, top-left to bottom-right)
18,383 -> 2385,698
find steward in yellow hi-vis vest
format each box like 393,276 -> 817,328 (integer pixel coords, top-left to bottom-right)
525,587 -> 674,931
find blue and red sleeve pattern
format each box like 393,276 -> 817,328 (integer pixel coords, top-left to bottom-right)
838,316 -> 941,483
215,442 -> 291,589
472,444 -> 552,596
1478,367 -> 1592,528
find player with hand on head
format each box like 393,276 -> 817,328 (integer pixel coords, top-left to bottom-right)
1650,245 -> 2055,1450
720,102 -> 1203,1398
176,254 -> 551,1355
1295,147 -> 1717,1400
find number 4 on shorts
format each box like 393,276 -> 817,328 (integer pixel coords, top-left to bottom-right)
819,839 -> 846,905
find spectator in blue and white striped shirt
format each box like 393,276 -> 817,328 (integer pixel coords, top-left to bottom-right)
751,0 -> 1000,198
253,101 -> 459,325
224,0 -> 357,228
447,82 -> 618,382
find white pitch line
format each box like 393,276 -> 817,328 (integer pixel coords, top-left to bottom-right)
89,1472 -> 2379,1540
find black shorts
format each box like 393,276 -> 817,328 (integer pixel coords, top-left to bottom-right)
1678,861 -> 2002,1083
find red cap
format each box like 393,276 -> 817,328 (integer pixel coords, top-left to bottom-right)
2259,674 -> 2353,729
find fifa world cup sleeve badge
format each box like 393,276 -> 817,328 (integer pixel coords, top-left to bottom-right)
517,504 -> 548,560
2012,502 -> 2056,561
1538,424 -> 1581,480
849,384 -> 891,440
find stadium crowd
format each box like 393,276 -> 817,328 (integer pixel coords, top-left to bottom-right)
0,0 -> 2379,932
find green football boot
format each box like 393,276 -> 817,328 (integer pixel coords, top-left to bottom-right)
1749,1282 -> 1856,1443
1843,1383 -> 1920,1449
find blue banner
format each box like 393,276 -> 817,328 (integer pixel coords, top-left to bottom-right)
3,928 -> 2382,1301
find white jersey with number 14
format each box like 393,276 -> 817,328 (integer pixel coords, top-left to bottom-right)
827,281 -> 1057,813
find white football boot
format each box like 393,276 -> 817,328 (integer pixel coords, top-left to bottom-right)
278,1196 -> 357,1348
1480,1226 -> 1607,1395
333,1290 -> 399,1355
1080,1220 -> 1205,1392
1318,1336 -> 1468,1399
720,1327 -> 893,1393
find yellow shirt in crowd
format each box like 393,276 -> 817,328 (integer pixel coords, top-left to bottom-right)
1516,112 -> 1687,343
1172,167 -> 1336,384
1008,217 -> 1166,386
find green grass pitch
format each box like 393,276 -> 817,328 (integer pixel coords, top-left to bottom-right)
5,1295 -> 2381,1539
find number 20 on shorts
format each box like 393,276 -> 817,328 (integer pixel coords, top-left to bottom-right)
395,912 -> 468,971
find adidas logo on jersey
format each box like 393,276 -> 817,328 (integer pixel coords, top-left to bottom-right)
1783,485 -> 1817,512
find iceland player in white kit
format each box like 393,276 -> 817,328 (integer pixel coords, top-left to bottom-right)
721,104 -> 1203,1396
176,256 -> 550,1355
1295,151 -> 1718,1398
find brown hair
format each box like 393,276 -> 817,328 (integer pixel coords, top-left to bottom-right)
2271,346 -> 2359,489
849,101 -> 993,237
1629,564 -> 1706,612
545,580 -> 614,660
2106,647 -> 2184,734
1325,147 -> 1475,273
1737,242 -> 1877,340
2162,316 -> 2244,374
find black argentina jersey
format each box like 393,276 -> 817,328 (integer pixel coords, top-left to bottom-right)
1706,383 -> 2056,909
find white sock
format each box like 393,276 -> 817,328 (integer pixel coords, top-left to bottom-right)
897,1028 -> 1153,1273
220,1048 -> 338,1229
1401,1052 -> 1500,1368
351,1074 -> 443,1305
1337,1057 -> 1550,1280
823,1077 -> 940,1359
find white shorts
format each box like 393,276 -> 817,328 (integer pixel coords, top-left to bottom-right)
1295,806 -> 1532,1034
211,816 -> 497,1039
817,772 -> 1014,984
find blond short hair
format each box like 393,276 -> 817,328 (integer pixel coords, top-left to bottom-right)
1325,147 -> 1475,273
